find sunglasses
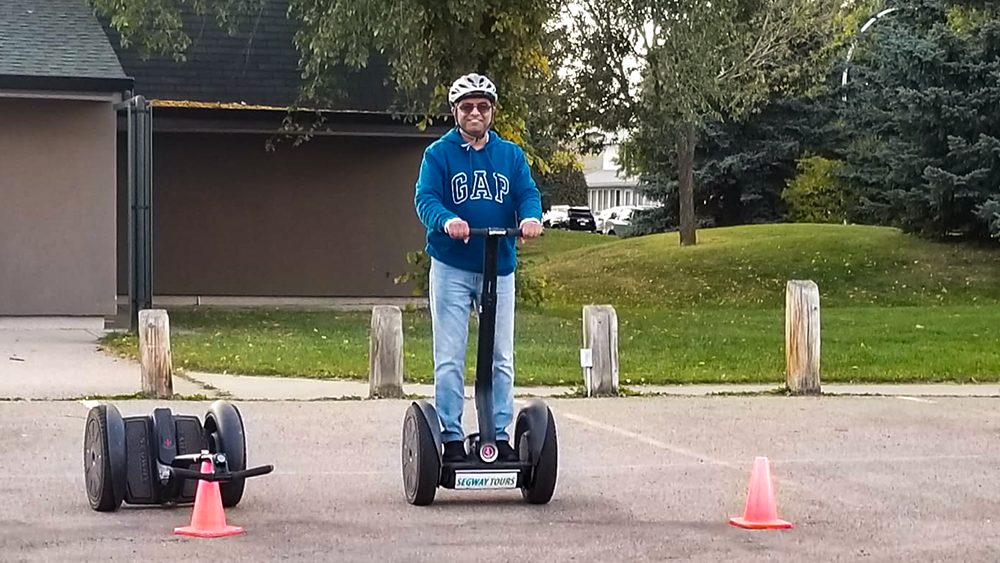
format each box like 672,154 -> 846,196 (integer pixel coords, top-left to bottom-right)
457,102 -> 493,114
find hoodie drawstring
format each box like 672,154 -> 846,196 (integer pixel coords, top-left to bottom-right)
462,131 -> 501,190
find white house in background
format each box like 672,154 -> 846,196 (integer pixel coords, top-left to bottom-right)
582,145 -> 656,213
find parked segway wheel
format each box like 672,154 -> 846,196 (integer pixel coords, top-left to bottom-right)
204,400 -> 247,507
402,403 -> 439,506
515,406 -> 558,504
83,404 -> 126,511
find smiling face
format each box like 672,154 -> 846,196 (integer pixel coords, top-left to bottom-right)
452,96 -> 494,139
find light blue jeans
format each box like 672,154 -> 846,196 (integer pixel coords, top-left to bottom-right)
429,258 -> 515,443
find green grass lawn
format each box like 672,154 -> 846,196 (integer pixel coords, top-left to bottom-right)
100,224 -> 1000,385
530,224 -> 1000,309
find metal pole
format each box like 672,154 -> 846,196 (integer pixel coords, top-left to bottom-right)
135,96 -> 153,327
115,95 -> 153,332
842,8 -> 900,102
127,101 -> 137,331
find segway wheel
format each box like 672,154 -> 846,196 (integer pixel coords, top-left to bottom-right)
204,400 -> 247,507
516,408 -> 558,505
402,404 -> 439,506
83,405 -> 125,511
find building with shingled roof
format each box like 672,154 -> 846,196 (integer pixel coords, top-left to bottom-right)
2,0 -> 448,325
1,0 -> 132,325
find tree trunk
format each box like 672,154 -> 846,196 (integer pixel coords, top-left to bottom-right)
677,124 -> 697,246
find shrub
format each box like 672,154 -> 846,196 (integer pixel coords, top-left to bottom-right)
781,155 -> 854,223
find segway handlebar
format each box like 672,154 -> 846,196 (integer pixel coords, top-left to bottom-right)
467,227 -> 523,238
170,463 -> 274,483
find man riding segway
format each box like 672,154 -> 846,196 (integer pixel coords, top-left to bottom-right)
402,73 -> 558,505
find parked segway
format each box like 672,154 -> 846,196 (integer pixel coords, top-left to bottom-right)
83,399 -> 273,512
401,227 -> 558,506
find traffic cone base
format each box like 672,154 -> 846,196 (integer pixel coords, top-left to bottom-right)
729,456 -> 793,530
729,516 -> 792,529
174,523 -> 245,538
174,461 -> 245,538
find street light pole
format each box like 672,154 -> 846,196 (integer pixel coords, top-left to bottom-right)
842,7 -> 900,101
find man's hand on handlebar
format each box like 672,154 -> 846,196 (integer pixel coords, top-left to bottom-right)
520,220 -> 543,243
446,219 -> 471,243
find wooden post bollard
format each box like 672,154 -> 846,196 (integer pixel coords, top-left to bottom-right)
582,305 -> 619,396
785,280 -> 821,394
139,309 -> 173,399
369,305 -> 404,398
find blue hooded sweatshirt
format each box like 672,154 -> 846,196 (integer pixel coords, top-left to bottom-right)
414,128 -> 542,276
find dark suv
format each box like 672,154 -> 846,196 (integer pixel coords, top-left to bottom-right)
566,206 -> 596,232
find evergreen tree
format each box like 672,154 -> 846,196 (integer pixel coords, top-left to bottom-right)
841,0 -> 1000,240
630,91 -> 845,234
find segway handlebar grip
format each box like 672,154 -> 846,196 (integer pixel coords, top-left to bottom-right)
232,464 -> 274,479
468,227 -> 523,238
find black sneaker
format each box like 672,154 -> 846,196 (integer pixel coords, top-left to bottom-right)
443,440 -> 467,462
497,440 -> 518,462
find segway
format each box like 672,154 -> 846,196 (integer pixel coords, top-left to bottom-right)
83,399 -> 273,512
401,227 -> 558,505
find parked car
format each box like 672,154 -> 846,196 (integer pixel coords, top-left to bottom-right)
595,205 -> 629,233
566,206 -> 596,232
542,205 -> 570,228
603,205 -> 659,237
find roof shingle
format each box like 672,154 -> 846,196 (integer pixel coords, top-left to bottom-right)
101,0 -> 393,112
0,0 -> 129,82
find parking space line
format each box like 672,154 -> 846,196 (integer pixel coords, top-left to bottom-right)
777,453 -> 989,464
516,399 -> 730,466
559,411 -> 732,467
79,400 -> 99,409
895,396 -> 936,404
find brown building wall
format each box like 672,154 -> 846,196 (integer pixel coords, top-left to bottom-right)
0,97 -> 117,315
117,131 -> 431,297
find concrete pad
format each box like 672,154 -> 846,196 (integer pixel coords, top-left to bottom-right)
642,384 -> 779,395
181,373 -> 1000,401
820,383 -> 1000,396
639,383 -> 1000,397
184,371 -> 571,401
0,316 -> 104,330
0,329 -> 203,399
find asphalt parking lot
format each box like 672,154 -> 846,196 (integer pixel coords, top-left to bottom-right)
2,395 -> 999,562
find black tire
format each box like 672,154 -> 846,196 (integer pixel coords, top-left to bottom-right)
204,401 -> 246,507
402,404 -> 439,506
516,408 -> 558,504
83,405 -> 125,511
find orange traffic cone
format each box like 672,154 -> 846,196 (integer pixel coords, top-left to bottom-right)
729,456 -> 793,529
174,461 -> 245,538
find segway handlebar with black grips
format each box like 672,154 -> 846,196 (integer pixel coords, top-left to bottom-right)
401,226 -> 559,506
168,451 -> 274,483
466,227 -> 523,237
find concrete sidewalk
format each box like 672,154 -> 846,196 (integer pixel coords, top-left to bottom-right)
0,328 -> 203,399
2,328 -> 999,400
179,371 -> 1000,401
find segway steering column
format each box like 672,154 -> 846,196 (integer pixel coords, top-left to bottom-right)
468,227 -> 521,463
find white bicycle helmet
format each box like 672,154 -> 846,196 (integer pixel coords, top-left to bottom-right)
448,73 -> 498,106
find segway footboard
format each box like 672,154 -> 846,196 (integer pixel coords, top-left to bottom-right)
440,460 -> 532,490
